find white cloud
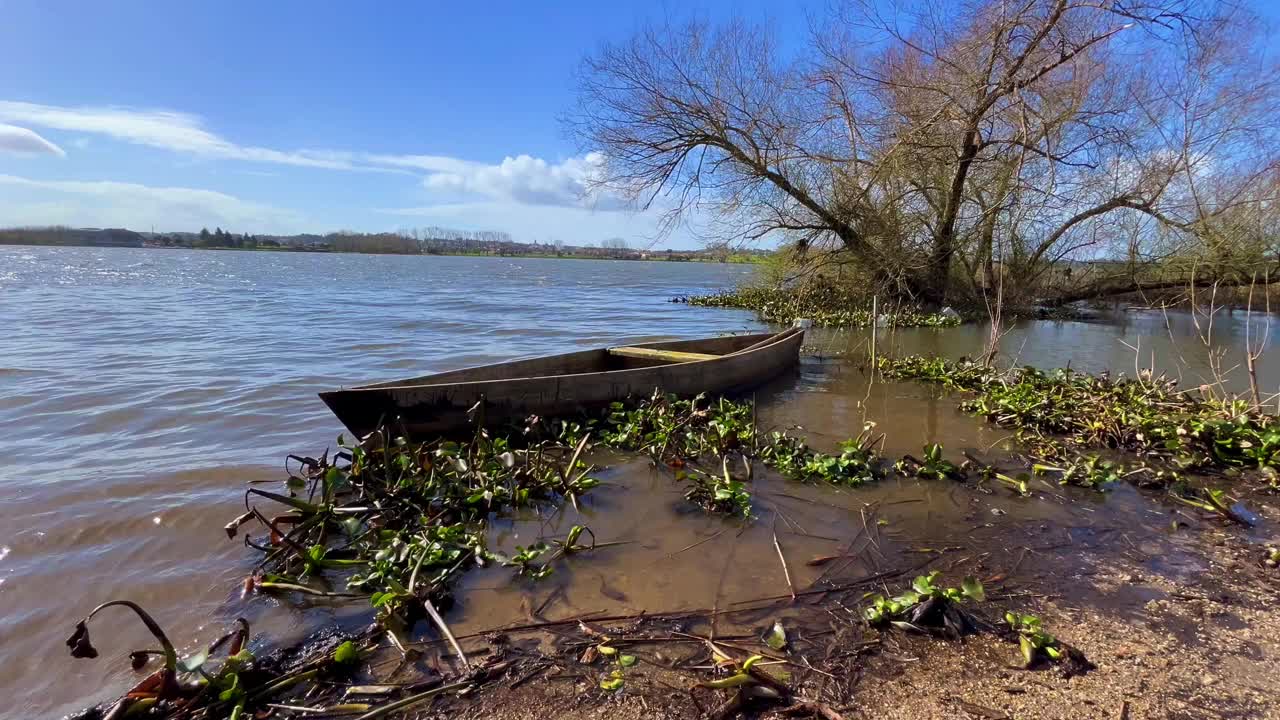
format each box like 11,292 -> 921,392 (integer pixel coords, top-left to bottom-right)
0,123 -> 65,156
0,173 -> 302,232
0,101 -> 373,170
423,152 -> 626,209
0,100 -> 629,209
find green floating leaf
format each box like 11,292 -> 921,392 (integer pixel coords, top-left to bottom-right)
334,640 -> 359,665
324,465 -> 344,487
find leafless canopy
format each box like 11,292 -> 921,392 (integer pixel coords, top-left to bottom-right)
569,0 -> 1279,304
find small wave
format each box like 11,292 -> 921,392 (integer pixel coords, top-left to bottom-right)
0,367 -> 39,377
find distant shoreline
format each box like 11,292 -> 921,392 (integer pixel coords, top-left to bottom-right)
0,241 -> 765,264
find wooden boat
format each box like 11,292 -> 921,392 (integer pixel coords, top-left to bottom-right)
320,327 -> 804,438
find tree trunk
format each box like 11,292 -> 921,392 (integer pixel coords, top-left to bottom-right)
929,128 -> 982,304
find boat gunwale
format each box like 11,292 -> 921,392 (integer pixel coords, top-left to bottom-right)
320,328 -> 800,398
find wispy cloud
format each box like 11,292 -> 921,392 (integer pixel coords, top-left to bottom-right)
0,173 -> 302,232
0,101 -> 374,170
300,149 -> 475,175
0,123 -> 65,156
0,100 -> 627,209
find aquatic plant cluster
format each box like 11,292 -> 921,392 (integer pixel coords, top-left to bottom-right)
548,391 -> 888,517
66,417 -> 638,718
243,391 -> 898,613
863,571 -> 985,636
758,428 -> 882,485
879,355 -> 1280,473
243,426 -> 606,617
879,354 -> 1277,522
67,388 -> 1107,719
674,284 -> 962,328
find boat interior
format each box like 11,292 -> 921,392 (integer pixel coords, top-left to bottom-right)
355,329 -> 797,390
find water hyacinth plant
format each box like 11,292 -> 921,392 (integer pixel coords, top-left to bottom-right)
758,425 -> 883,486
680,457 -> 753,518
863,571 -> 985,639
550,392 -> 895,513
240,420 -> 612,626
895,443 -> 965,482
66,604 -> 269,720
1032,454 -> 1125,490
239,392 -> 901,624
675,283 -> 962,328
551,391 -> 757,464
880,355 -> 1280,478
1005,612 -> 1061,667
1003,611 -> 1095,676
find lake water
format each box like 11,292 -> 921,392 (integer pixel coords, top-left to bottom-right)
3,246 -> 1277,718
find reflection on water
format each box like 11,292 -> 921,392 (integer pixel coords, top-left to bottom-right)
808,306 -> 1280,396
3,246 -> 1275,717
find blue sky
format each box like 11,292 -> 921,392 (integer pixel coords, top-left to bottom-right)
1,1 -> 1275,248
0,0 -> 814,248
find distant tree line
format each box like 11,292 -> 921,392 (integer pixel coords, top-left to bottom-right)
146,227 -> 279,249
0,223 -> 770,262
0,226 -> 144,247
198,227 -> 260,249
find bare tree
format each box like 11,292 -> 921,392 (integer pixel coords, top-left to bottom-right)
570,0 -> 1278,305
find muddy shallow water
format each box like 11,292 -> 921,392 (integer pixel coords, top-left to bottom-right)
441,360 -> 1233,640
5,246 -> 1280,717
47,359 -> 1259,719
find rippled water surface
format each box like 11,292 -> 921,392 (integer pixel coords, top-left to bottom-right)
4,246 -> 1278,718
0,247 -> 763,718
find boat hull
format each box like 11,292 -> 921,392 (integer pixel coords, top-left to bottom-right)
320,329 -> 803,438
